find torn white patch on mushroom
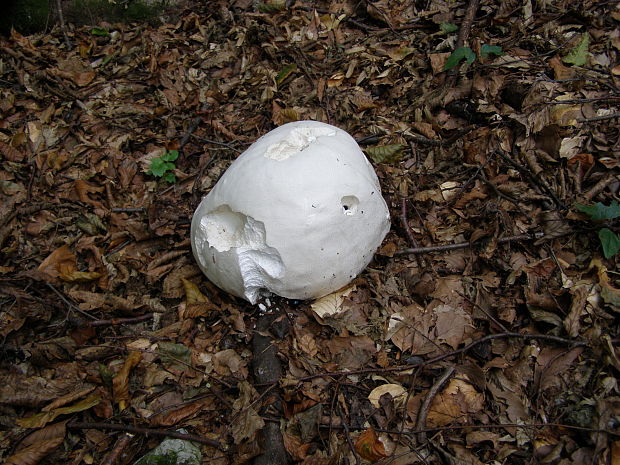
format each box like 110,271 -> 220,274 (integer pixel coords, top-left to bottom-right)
264,126 -> 336,161
198,205 -> 285,302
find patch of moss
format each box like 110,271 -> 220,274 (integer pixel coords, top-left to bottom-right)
66,0 -> 169,26
0,0 -> 50,35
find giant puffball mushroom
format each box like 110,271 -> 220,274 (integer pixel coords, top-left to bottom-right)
190,120 -> 391,304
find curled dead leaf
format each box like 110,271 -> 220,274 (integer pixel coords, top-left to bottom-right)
112,351 -> 142,411
368,384 -> 407,408
354,427 -> 387,462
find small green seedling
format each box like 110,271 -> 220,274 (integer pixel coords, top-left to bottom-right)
443,44 -> 504,71
148,150 -> 179,183
575,200 -> 620,259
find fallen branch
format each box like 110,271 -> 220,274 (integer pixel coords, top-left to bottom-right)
578,111 -> 620,122
101,433 -> 131,465
415,367 -> 455,444
317,421 -> 620,438
67,422 -> 224,450
297,332 -> 585,381
495,149 -> 566,209
406,125 -> 475,147
394,232 -> 544,255
339,404 -> 361,465
73,313 -> 153,328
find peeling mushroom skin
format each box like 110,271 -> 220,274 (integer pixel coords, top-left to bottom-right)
191,120 -> 391,304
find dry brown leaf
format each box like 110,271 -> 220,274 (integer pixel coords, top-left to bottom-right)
42,386 -> 96,411
354,427 -> 387,462
427,376 -> 484,427
16,394 -> 101,428
4,437 -> 65,465
563,284 -> 589,337
112,351 -> 142,411
231,381 -> 264,444
212,349 -> 248,378
311,285 -> 356,320
37,245 -> 76,281
0,140 -> 27,162
149,397 -> 213,427
368,384 -> 407,408
434,304 -> 474,350
52,57 -> 96,86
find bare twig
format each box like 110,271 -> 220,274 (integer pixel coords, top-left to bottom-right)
179,103 -> 210,152
190,134 -> 242,153
46,282 -> 97,320
415,367 -> 455,444
578,112 -> 620,122
111,207 -> 145,213
338,404 -> 362,465
55,0 -> 72,50
67,422 -> 224,450
75,313 -> 153,328
584,173 -> 618,200
445,0 -> 480,87
298,332 -> 584,381
400,198 -> 418,248
543,97 -> 620,105
407,125 -> 475,147
317,421 -> 620,438
100,433 -> 132,465
394,232 -> 545,255
495,150 -> 566,209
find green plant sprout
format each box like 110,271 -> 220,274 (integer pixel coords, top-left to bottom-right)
443,44 -> 504,71
148,150 -> 179,183
575,200 -> 620,259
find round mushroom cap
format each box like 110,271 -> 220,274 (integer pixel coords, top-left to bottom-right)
191,120 -> 391,303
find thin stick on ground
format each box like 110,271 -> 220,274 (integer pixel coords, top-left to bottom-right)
101,433 -> 132,465
445,0 -> 480,87
317,421 -> 620,438
55,0 -> 72,50
415,367 -> 455,445
394,232 -> 545,255
400,198 -> 418,248
407,125 -> 476,147
67,422 -> 224,450
298,331 -> 585,381
338,404 -> 362,465
75,313 -> 153,328
495,149 -> 566,209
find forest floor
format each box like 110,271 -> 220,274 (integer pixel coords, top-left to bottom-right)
1,1 -> 619,464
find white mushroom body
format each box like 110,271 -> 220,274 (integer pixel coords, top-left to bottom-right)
190,120 -> 390,303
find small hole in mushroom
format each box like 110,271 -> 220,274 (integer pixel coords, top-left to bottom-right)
341,195 -> 359,215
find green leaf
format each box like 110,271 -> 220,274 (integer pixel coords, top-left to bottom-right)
148,158 -> 169,177
366,144 -> 404,164
575,201 -> 620,221
563,33 -> 590,66
440,23 -> 458,33
162,150 -> 179,162
90,27 -> 110,36
480,44 -> 504,58
275,64 -> 297,87
163,171 -> 176,183
443,46 -> 476,70
598,228 -> 620,259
